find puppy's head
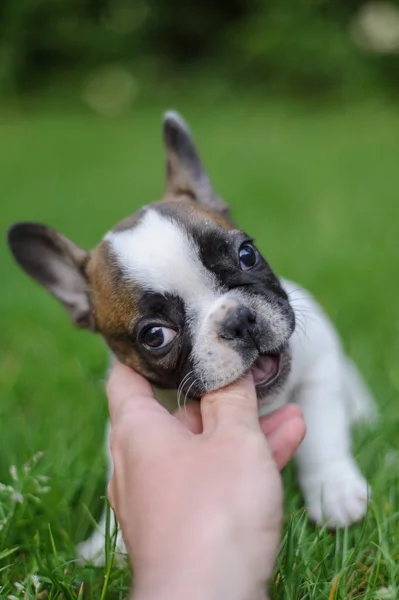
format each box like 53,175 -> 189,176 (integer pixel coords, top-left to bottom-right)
7,112 -> 295,401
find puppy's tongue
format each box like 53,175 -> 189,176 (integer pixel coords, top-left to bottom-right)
250,354 -> 279,386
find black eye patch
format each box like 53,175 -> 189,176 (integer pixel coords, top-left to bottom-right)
194,229 -> 288,297
139,292 -> 185,321
135,292 -> 187,352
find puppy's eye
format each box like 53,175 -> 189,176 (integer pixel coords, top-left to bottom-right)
239,243 -> 258,270
142,326 -> 177,349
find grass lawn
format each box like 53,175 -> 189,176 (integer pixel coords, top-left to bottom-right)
1,96 -> 399,599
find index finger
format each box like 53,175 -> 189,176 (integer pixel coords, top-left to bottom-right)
106,361 -> 188,450
107,361 -> 154,424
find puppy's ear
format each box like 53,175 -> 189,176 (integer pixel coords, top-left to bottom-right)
7,222 -> 95,329
163,111 -> 230,219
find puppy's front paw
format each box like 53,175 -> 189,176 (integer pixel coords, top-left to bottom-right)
300,458 -> 370,528
76,530 -> 127,567
77,531 -> 107,566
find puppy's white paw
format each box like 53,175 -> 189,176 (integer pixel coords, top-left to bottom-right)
300,458 -> 370,528
77,531 -> 107,566
77,529 -> 127,567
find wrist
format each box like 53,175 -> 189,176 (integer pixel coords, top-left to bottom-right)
133,587 -> 268,600
132,561 -> 224,600
131,555 -> 266,600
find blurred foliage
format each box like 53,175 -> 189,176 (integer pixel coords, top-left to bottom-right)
1,0 -> 399,99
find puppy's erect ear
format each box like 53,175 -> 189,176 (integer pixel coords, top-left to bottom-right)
7,222 -> 95,329
163,111 -> 230,219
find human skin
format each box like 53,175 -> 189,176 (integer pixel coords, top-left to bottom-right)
107,363 -> 306,600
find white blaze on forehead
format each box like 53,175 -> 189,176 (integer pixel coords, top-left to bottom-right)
105,209 -> 219,308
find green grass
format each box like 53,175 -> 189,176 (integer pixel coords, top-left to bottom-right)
1,97 -> 399,599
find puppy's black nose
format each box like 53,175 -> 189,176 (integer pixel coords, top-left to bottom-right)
220,305 -> 257,341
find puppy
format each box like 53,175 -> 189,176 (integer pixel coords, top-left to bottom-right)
7,111 -> 377,565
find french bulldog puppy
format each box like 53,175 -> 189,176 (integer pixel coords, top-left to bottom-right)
8,112 -> 376,565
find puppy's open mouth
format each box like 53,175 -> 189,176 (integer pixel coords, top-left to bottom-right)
250,354 -> 280,387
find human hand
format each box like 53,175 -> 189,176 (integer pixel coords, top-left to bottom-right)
107,363 -> 305,600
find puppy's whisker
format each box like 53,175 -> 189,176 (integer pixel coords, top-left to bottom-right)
289,299 -> 316,310
183,377 -> 199,410
177,371 -> 194,411
291,308 -> 310,342
294,316 -> 307,347
287,288 -> 306,298
291,303 -> 319,325
291,309 -> 319,325
289,299 -> 320,317
295,312 -> 318,328
288,293 -> 310,300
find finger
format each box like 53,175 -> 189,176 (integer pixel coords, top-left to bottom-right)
259,404 -> 303,437
174,401 -> 203,433
267,416 -> 306,470
107,362 -> 154,423
200,372 -> 259,432
107,479 -> 115,510
107,479 -> 124,537
107,362 -> 184,444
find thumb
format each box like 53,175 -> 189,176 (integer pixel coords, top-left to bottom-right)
107,362 -> 184,446
200,372 -> 259,432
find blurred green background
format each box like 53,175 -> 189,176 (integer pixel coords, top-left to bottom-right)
2,0 -> 399,102
1,1 -> 399,598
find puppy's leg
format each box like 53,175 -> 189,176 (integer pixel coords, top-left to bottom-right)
76,507 -> 126,566
294,355 -> 370,528
76,420 -> 127,566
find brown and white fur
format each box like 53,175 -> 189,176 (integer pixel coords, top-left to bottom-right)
7,111 -> 377,565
